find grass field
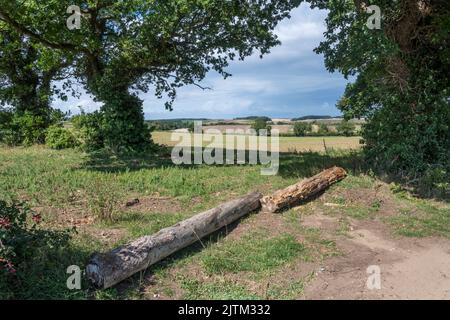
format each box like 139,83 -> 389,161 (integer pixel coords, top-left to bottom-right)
0,137 -> 448,299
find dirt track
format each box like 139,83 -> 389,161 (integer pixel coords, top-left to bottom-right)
302,216 -> 450,299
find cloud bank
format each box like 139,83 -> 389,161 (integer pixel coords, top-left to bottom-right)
53,3 -> 348,120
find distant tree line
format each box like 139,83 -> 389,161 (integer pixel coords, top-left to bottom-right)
292,120 -> 358,137
234,116 -> 272,122
291,115 -> 343,121
148,120 -> 196,132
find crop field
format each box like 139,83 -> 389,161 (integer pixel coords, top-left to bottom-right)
1,142 -> 448,300
152,131 -> 362,153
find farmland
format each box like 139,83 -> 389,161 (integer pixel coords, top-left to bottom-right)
152,131 -> 362,153
0,0 -> 448,304
1,137 -> 448,299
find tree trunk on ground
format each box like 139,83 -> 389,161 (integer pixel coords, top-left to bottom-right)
261,166 -> 347,213
86,192 -> 263,289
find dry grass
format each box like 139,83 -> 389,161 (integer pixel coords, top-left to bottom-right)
152,131 -> 362,153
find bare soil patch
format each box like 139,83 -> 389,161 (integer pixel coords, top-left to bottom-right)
303,218 -> 450,299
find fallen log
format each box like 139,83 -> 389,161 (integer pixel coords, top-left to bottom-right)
86,192 -> 263,289
260,166 -> 347,213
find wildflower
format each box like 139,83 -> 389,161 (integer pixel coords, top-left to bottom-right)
0,258 -> 16,274
0,217 -> 11,229
32,214 -> 42,224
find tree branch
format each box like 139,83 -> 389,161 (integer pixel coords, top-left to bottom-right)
0,8 -> 88,54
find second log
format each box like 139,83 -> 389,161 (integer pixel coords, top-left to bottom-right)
260,166 -> 347,213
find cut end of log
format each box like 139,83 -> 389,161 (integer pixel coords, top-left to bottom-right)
86,261 -> 103,288
261,166 -> 347,213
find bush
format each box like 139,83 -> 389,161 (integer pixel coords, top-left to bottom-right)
363,95 -> 450,180
71,111 -> 105,151
251,118 -> 271,135
0,111 -> 47,146
336,120 -> 356,137
0,200 -> 72,299
0,109 -> 68,147
45,126 -> 79,150
293,122 -> 312,137
317,123 -> 330,136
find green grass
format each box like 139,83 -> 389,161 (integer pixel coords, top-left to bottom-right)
266,273 -> 314,300
180,277 -> 261,300
343,201 -> 381,219
0,143 -> 448,299
104,211 -> 187,241
388,192 -> 450,237
200,233 -> 307,275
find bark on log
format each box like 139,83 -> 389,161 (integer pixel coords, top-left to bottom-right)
86,192 -> 263,289
260,166 -> 347,213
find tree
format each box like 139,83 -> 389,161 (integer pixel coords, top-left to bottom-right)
0,27 -> 72,117
317,123 -> 329,136
336,120 -> 355,137
309,0 -> 450,178
0,24 -> 72,144
0,0 -> 301,151
252,118 -> 271,135
293,122 -> 311,137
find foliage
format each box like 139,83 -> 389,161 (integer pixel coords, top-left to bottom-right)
71,111 -> 105,151
0,111 -> 47,146
252,118 -> 272,135
86,176 -> 121,222
336,120 -> 356,137
293,122 -> 312,137
234,116 -> 271,122
0,108 -> 68,146
292,115 -> 339,121
317,123 -> 330,136
0,200 -> 72,299
0,0 -> 302,150
45,125 -> 78,150
310,0 -> 450,185
0,25 -> 70,127
149,120 -> 195,132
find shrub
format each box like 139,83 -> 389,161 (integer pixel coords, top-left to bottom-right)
45,126 -> 79,149
418,166 -> 450,199
0,112 -> 47,146
71,111 -> 105,151
317,123 -> 330,136
251,118 -> 271,135
0,200 -> 72,299
293,122 -> 312,137
0,109 -> 68,147
336,120 -> 356,137
363,96 -> 450,183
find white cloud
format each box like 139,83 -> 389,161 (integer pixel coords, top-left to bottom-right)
53,3 -> 347,120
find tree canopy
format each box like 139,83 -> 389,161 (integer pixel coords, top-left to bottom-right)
0,0 -> 302,151
309,0 -> 450,178
0,26 -> 69,118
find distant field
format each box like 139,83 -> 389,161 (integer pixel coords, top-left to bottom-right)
152,131 -> 362,153
202,124 -> 294,134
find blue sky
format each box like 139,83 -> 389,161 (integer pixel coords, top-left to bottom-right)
53,3 -> 350,120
